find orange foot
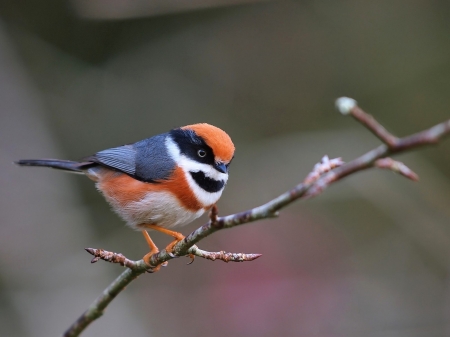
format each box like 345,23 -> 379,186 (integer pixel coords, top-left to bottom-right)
141,230 -> 163,271
142,224 -> 195,264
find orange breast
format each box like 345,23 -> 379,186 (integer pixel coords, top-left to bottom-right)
97,167 -> 203,212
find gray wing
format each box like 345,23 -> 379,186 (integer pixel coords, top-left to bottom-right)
133,134 -> 175,182
87,133 -> 175,183
94,145 -> 136,176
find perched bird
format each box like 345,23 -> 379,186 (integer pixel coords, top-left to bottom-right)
16,123 -> 235,267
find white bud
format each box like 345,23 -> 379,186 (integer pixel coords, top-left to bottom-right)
335,97 -> 357,115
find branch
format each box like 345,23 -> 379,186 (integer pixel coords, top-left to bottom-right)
64,97 -> 450,337
85,247 -> 262,267
374,158 -> 419,181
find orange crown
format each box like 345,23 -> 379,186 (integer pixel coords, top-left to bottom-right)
182,123 -> 235,162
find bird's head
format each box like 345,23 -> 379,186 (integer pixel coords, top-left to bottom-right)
167,123 -> 235,194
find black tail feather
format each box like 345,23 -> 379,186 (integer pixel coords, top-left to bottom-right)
15,159 -> 91,173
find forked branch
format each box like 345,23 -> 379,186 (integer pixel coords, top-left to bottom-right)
64,97 -> 450,337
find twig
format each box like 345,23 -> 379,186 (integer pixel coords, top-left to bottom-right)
85,248 -> 143,270
64,97 -> 450,337
85,246 -> 262,267
374,158 -> 419,181
188,247 -> 262,262
303,155 -> 344,184
336,97 -> 400,147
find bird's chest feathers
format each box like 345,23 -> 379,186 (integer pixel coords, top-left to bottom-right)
95,168 -> 221,228
126,191 -> 205,229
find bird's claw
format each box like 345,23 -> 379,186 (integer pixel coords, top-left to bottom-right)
186,254 -> 195,265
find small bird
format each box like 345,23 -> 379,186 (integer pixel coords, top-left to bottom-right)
17,123 -> 235,267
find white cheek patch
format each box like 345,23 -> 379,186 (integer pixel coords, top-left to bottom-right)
165,137 -> 182,161
178,157 -> 228,182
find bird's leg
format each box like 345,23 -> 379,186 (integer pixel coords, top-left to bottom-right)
143,224 -> 195,263
141,230 -> 162,270
144,224 -> 185,252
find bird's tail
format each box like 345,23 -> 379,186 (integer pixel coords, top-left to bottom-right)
15,159 -> 91,173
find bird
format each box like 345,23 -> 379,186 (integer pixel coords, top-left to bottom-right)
16,123 -> 235,268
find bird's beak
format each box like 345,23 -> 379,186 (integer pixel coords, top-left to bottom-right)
215,162 -> 227,173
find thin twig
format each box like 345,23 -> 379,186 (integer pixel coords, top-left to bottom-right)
334,97 -> 400,146
65,97 -> 450,337
190,247 -> 262,262
85,248 -> 143,270
303,155 -> 344,184
374,158 -> 419,181
85,246 -> 262,267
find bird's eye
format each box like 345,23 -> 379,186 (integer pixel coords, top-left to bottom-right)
197,149 -> 206,158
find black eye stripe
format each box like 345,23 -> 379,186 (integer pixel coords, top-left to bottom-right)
170,129 -> 215,165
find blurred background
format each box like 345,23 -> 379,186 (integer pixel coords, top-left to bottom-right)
1,0 -> 450,336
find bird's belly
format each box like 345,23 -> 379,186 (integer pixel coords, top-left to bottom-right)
110,190 -> 205,229
93,168 -> 207,229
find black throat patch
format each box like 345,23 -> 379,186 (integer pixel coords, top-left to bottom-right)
190,171 -> 225,193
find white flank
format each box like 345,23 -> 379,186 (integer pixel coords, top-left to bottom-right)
102,188 -> 204,230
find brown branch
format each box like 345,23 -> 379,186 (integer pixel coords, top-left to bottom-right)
85,246 -> 262,267
336,97 -> 450,151
85,248 -> 143,270
65,97 -> 450,337
374,158 -> 419,181
337,98 -> 399,147
303,155 -> 344,184
189,248 -> 261,262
